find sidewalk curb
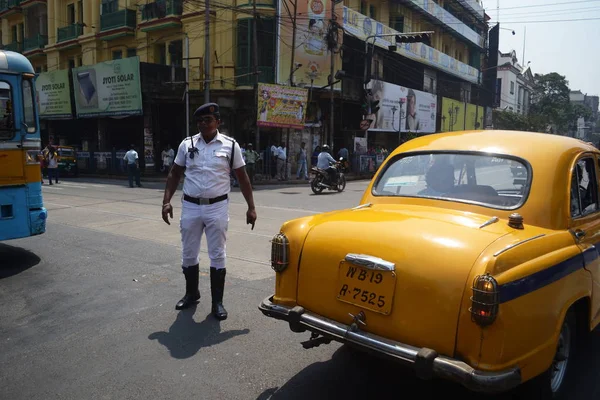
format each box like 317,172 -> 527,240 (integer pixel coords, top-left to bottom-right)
74,173 -> 374,185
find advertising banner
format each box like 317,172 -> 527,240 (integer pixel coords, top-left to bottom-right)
257,83 -> 309,129
441,97 -> 484,131
72,56 -> 142,118
35,69 -> 72,119
366,80 -> 437,133
277,0 -> 341,89
342,7 -> 479,84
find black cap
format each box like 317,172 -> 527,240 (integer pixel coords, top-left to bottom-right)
194,102 -> 220,118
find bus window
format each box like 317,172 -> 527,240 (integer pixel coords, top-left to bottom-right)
0,81 -> 14,139
22,78 -> 36,133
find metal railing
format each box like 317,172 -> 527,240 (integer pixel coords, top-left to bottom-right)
57,24 -> 83,42
235,66 -> 274,86
23,34 -> 48,52
100,8 -> 137,32
141,0 -> 184,21
7,0 -> 21,7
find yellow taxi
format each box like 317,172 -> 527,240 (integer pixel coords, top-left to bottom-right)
56,145 -> 78,176
259,130 -> 599,398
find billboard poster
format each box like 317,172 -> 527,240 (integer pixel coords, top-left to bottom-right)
342,7 -> 479,84
441,97 -> 484,131
366,80 -> 437,133
257,83 -> 309,129
277,0 -> 341,89
35,69 -> 72,119
72,56 -> 142,118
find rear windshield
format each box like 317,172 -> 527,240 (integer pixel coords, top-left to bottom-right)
0,81 -> 14,139
372,152 -> 531,209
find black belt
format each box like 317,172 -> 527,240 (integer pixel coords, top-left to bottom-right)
183,194 -> 228,205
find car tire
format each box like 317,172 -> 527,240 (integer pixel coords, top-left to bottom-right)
517,309 -> 578,399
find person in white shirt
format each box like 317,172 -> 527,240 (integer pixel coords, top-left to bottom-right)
276,142 -> 287,180
317,144 -> 337,183
161,102 -> 257,319
45,145 -> 59,185
161,144 -> 174,172
123,144 -> 142,188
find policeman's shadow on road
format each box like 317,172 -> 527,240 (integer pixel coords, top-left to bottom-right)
0,244 -> 41,279
148,306 -> 250,359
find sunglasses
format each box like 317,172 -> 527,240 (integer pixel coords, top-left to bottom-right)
197,116 -> 216,124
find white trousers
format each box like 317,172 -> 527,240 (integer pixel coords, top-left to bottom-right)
180,198 -> 229,269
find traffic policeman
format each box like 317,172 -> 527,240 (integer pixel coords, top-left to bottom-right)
161,102 -> 257,320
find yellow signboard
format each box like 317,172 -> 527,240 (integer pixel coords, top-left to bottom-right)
257,83 -> 309,129
441,97 -> 484,131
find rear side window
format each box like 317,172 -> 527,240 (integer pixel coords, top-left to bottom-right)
0,81 -> 14,139
571,157 -> 599,218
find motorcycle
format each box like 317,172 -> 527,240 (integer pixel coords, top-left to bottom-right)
310,158 -> 346,194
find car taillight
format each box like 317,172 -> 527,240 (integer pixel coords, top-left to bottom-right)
470,273 -> 499,326
270,233 -> 289,272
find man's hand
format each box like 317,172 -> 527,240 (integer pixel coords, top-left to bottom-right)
246,208 -> 257,230
162,203 -> 173,225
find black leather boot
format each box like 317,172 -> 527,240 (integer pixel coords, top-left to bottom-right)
175,264 -> 200,310
210,267 -> 228,320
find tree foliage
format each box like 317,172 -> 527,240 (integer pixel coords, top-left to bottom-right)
495,72 -> 593,135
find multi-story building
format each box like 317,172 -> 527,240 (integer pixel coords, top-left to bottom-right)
494,49 -> 534,115
570,90 -> 599,139
296,0 -> 492,152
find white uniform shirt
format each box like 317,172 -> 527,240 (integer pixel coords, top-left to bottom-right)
124,149 -> 138,164
174,130 -> 245,198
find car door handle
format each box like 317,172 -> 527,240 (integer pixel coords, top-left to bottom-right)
575,229 -> 586,240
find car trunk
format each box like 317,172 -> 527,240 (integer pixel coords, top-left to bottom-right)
296,204 -> 512,357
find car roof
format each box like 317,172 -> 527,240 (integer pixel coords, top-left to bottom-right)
366,130 -> 600,230
395,130 -> 599,160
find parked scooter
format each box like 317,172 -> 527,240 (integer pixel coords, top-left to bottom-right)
310,158 -> 346,194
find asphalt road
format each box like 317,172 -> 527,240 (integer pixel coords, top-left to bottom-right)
1,176 -> 599,400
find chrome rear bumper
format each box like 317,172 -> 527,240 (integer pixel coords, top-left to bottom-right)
259,295 -> 521,394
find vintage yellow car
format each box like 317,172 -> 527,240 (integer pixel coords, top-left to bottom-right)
259,130 -> 600,398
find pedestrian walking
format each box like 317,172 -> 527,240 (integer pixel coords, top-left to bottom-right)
123,144 -> 142,188
296,141 -> 308,180
276,142 -> 287,180
244,143 -> 260,188
45,146 -> 59,185
161,102 -> 257,320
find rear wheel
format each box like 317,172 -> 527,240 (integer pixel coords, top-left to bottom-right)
337,174 -> 346,192
518,310 -> 578,399
311,177 -> 324,194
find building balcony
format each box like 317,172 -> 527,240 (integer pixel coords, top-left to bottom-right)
456,0 -> 485,21
403,0 -> 484,48
57,23 -> 83,43
0,0 -> 22,16
140,0 -> 184,32
3,41 -> 21,52
23,34 -> 48,53
235,66 -> 274,86
99,8 -> 137,40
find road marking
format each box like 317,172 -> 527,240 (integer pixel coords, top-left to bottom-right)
42,186 -> 63,190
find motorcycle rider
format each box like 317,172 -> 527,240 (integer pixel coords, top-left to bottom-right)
317,144 -> 337,185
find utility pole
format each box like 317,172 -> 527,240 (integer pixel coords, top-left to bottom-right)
522,26 -> 526,63
329,1 -> 335,149
252,0 -> 260,149
288,0 -> 298,85
204,0 -> 210,103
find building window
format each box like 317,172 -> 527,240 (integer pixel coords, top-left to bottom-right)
360,1 -> 367,15
67,3 -> 75,24
11,25 -> 17,42
78,0 -> 83,24
68,58 -> 75,69
390,15 -> 404,33
78,57 -> 83,66
101,0 -> 118,14
369,5 -> 376,18
236,18 -> 275,74
112,50 -> 122,60
127,48 -> 137,58
510,81 -> 515,94
168,40 -> 183,66
156,44 -> 167,65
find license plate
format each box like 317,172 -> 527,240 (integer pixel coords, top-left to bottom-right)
336,261 -> 396,315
